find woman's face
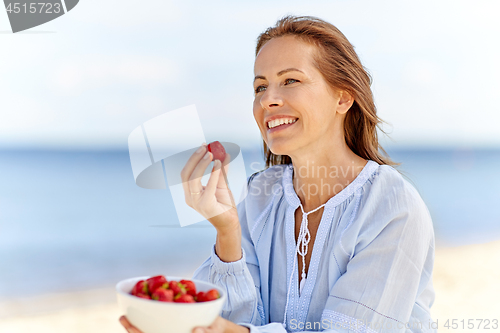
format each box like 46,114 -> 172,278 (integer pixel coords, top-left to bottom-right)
253,35 -> 352,159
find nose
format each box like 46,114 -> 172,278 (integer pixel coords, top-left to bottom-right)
259,86 -> 284,110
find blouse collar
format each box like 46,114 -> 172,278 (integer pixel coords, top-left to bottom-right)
282,160 -> 380,210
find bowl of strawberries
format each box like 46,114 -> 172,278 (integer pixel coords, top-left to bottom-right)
116,275 -> 225,333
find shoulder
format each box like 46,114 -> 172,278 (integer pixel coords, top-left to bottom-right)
364,164 -> 427,213
353,163 -> 434,247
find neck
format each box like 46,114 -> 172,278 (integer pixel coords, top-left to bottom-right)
290,142 -> 367,212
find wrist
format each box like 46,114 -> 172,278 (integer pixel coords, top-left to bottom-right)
215,228 -> 242,263
216,222 -> 241,237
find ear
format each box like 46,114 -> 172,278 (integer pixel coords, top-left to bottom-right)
336,90 -> 354,115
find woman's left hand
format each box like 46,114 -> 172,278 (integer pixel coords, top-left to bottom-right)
119,315 -> 250,333
192,316 -> 250,333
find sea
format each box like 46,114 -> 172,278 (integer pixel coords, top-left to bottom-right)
1,147 -> 499,299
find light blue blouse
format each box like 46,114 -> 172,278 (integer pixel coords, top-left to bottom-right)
193,160 -> 437,333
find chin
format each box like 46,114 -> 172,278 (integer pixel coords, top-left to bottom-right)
267,142 -> 292,157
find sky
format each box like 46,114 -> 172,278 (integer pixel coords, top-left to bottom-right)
1,0 -> 500,150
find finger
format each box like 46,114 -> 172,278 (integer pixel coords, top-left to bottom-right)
216,153 -> 231,190
119,316 -> 130,328
119,316 -> 142,333
205,159 -> 221,199
180,144 -> 207,183
218,153 -> 236,208
181,144 -> 207,202
188,151 -> 213,195
192,327 -> 206,333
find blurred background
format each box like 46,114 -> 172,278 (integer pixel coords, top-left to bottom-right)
1,0 -> 499,332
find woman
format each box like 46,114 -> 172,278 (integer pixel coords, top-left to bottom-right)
121,15 -> 437,333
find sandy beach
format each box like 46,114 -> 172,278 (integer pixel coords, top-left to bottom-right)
1,239 -> 499,333
430,239 -> 500,332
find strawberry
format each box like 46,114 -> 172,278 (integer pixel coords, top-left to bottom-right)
146,275 -> 168,294
195,291 -> 207,302
179,279 -> 197,297
207,141 -> 226,162
168,280 -> 186,297
152,288 -> 174,302
204,289 -> 220,301
131,280 -> 149,296
174,294 -> 195,303
136,293 -> 151,299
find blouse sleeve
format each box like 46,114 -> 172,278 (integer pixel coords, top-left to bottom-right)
239,168 -> 436,333
192,177 -> 265,325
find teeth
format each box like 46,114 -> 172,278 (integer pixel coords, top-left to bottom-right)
268,118 -> 297,129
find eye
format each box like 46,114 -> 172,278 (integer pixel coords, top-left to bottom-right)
284,78 -> 299,85
254,79 -> 298,94
254,85 -> 266,94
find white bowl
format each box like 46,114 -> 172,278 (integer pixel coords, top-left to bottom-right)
116,276 -> 226,333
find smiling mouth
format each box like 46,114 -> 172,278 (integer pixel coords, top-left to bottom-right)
266,119 -> 299,133
267,118 -> 298,129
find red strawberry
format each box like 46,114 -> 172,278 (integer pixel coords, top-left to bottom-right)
207,141 -> 226,162
146,275 -> 168,294
136,293 -> 151,299
131,280 -> 149,296
204,289 -> 220,301
195,291 -> 207,302
179,279 -> 196,297
174,294 -> 195,303
168,280 -> 186,297
152,288 -> 174,302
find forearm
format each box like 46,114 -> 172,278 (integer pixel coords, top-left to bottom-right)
215,225 -> 242,262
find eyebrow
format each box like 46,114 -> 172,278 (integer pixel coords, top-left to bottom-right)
253,68 -> 304,82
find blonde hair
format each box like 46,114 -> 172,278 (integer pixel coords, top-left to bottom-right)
255,15 -> 399,169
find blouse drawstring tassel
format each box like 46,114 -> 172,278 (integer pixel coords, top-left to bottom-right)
282,201 -> 326,328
